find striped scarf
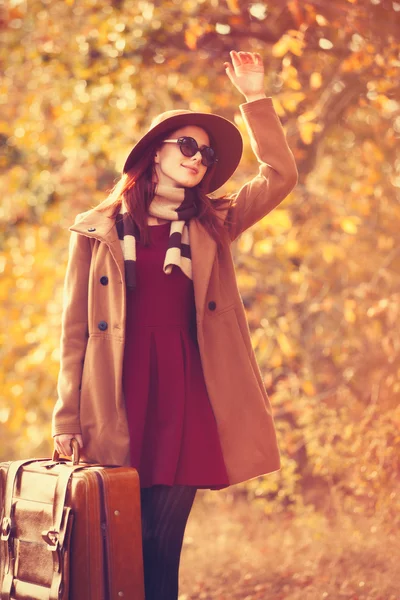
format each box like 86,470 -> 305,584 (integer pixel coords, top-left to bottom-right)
116,183 -> 200,291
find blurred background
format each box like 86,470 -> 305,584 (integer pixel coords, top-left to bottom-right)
1,0 -> 400,597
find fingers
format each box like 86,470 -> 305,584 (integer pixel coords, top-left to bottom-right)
238,52 -> 253,64
59,439 -> 72,457
74,434 -> 84,449
54,433 -> 83,457
223,61 -> 235,82
229,50 -> 262,67
55,440 -> 70,456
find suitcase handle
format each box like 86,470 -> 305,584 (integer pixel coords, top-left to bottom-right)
52,437 -> 80,465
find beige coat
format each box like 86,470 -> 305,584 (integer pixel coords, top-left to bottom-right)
52,97 -> 298,486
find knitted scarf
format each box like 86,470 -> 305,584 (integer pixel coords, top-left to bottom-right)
116,183 -> 200,291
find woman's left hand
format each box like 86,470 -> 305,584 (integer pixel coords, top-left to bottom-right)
224,51 -> 266,101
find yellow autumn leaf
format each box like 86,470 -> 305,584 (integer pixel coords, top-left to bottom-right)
339,217 -> 359,234
226,0 -> 241,14
197,75 -> 209,87
259,209 -> 292,232
285,239 -> 300,255
272,35 -> 291,58
280,92 -> 306,112
299,122 -> 323,145
236,272 -> 257,288
344,302 -> 356,323
253,239 -> 273,257
277,316 -> 290,332
298,109 -> 318,123
367,170 -> 382,184
289,271 -> 303,284
237,230 -> 254,253
310,72 -> 322,89
322,244 -> 339,264
283,65 -> 302,90
214,94 -> 230,107
366,142 -> 384,161
369,319 -> 383,338
270,348 -> 283,367
316,14 -> 328,26
302,380 -> 315,396
269,96 -> 285,117
276,332 -> 296,357
185,26 -> 201,50
288,37 -> 305,56
343,424 -> 354,439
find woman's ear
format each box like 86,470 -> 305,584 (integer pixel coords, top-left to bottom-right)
154,152 -> 160,164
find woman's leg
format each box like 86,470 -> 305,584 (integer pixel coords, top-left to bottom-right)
140,484 -> 197,600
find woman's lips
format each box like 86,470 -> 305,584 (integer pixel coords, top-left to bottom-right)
182,165 -> 199,175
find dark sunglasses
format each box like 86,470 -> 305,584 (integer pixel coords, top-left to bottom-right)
162,136 -> 218,167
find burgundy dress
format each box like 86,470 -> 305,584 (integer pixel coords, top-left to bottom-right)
122,222 -> 230,490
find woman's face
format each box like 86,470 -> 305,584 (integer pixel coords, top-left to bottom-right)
153,125 -> 210,188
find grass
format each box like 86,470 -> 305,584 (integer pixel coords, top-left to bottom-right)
178,489 -> 400,600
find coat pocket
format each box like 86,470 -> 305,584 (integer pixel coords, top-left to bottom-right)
209,306 -> 259,387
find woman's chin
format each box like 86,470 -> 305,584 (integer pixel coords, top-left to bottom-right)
173,178 -> 199,188
160,172 -> 202,188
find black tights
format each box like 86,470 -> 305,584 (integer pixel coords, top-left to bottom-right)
140,484 -> 198,600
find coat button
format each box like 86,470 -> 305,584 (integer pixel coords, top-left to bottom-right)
88,227 -> 96,232
100,276 -> 108,285
208,301 -> 216,311
98,320 -> 108,331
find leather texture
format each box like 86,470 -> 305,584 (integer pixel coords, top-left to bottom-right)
0,457 -> 144,599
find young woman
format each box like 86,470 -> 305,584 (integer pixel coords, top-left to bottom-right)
52,50 -> 298,599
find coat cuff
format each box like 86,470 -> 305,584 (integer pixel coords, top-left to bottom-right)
52,422 -> 82,438
239,96 -> 273,114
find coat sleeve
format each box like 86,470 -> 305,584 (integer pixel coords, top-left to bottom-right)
225,97 -> 298,243
51,214 -> 91,437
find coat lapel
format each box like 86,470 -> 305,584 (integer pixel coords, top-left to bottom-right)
189,217 -> 217,320
67,205 -> 222,319
68,208 -> 125,277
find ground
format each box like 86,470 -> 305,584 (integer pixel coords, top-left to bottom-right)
178,490 -> 400,600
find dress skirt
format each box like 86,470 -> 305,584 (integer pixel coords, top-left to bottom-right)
122,222 -> 230,490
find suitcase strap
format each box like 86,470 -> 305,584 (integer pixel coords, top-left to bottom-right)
1,458 -> 53,542
1,459 -> 90,600
1,458 -> 54,600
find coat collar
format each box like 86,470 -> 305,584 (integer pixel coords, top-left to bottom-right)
68,203 -> 226,319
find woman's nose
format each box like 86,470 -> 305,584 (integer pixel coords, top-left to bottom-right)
191,151 -> 202,163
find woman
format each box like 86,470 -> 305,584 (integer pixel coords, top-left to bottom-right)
52,50 -> 298,599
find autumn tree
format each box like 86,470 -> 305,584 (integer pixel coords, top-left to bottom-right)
1,0 -> 399,519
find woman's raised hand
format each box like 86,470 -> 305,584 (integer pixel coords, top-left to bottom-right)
54,433 -> 83,457
224,50 -> 266,102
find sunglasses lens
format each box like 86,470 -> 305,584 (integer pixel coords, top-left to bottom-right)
201,148 -> 215,167
178,137 -> 217,167
180,138 -> 198,157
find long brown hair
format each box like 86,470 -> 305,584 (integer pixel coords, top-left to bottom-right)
93,129 -> 236,250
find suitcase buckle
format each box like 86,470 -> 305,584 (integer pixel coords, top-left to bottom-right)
1,517 -> 12,541
41,528 -> 59,550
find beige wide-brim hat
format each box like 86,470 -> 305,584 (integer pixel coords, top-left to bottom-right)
122,108 -> 243,193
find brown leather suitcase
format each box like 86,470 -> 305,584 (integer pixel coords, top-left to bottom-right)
0,439 -> 145,600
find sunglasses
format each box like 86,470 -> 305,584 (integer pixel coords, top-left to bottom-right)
162,136 -> 218,167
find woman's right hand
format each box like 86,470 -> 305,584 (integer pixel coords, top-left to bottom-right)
54,433 -> 84,457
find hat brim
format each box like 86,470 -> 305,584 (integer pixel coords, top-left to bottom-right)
122,112 -> 243,193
